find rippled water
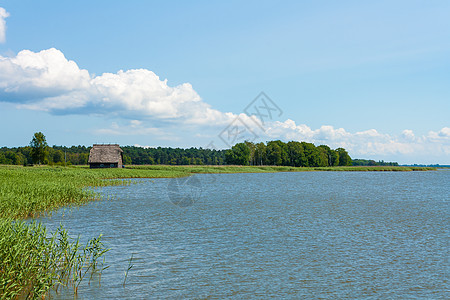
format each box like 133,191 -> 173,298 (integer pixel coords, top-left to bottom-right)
39,170 -> 449,299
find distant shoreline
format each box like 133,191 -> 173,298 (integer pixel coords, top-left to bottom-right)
122,164 -> 436,173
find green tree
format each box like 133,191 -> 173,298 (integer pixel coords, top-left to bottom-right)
287,141 -> 304,167
336,148 -> 352,166
78,153 -> 89,165
51,149 -> 65,164
123,154 -> 132,165
0,152 -> 9,164
30,132 -> 49,165
316,146 -> 329,167
271,140 -> 289,165
266,141 -> 282,165
5,151 -> 26,165
254,142 -> 266,165
301,142 -> 318,167
244,141 -> 256,165
225,143 -> 250,165
330,150 -> 339,166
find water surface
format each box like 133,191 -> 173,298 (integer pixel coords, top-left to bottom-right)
39,170 -> 449,299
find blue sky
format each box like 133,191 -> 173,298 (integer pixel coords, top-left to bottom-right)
0,0 -> 449,164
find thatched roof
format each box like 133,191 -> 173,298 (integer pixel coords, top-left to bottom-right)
88,144 -> 123,163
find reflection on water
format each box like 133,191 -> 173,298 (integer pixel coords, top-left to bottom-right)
39,170 -> 449,299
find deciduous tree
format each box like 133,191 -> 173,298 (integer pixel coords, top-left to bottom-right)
30,132 -> 49,165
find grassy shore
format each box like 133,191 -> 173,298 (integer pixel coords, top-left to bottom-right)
0,165 -> 189,219
0,164 -> 435,298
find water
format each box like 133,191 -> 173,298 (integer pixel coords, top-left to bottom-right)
39,170 -> 449,299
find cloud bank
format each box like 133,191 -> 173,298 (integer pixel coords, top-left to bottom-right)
0,7 -> 9,43
0,48 -> 448,162
266,120 -> 450,162
0,48 -> 243,126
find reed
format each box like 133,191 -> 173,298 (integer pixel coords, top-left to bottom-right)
0,219 -> 108,298
0,165 -> 188,219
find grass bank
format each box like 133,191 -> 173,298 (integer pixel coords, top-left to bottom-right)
0,164 -> 435,298
0,165 -> 188,219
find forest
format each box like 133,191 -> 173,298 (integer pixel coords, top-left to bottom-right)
352,159 -> 398,166
0,139 -> 356,167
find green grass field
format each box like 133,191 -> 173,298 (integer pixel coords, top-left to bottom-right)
0,164 -> 436,298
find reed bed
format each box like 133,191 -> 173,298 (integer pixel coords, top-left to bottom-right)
0,220 -> 108,299
0,166 -> 188,219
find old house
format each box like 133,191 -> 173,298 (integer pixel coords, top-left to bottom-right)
88,144 -> 124,168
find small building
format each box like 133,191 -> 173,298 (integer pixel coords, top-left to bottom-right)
88,144 -> 124,168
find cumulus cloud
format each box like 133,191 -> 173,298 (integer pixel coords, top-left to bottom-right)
0,7 -> 9,43
266,120 -> 450,161
0,48 -> 90,99
0,48 -> 239,126
401,129 -> 415,141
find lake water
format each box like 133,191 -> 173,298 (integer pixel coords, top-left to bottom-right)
39,170 -> 449,299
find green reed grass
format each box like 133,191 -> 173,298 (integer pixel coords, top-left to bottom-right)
0,219 -> 108,299
0,165 -> 188,219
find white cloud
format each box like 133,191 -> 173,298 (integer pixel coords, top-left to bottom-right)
401,129 -> 415,141
134,144 -> 154,149
266,120 -> 450,162
0,48 -> 239,126
428,127 -> 450,140
0,48 -> 90,98
0,7 -> 9,43
130,120 -> 143,128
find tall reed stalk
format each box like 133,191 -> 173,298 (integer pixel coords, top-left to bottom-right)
0,220 -> 108,298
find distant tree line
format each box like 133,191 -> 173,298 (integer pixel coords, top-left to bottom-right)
1,132 -> 357,167
0,145 -> 91,166
120,146 -> 226,165
401,164 -> 449,168
352,159 -> 398,166
224,141 -> 352,166
0,145 -> 226,166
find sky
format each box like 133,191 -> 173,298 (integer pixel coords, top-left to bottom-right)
0,0 -> 449,164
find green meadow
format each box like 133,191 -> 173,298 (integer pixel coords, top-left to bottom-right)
0,165 -> 435,298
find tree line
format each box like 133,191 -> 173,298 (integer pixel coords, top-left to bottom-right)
351,159 -> 398,166
0,145 -> 91,166
0,144 -> 226,166
0,132 -> 361,167
224,141 -> 352,166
